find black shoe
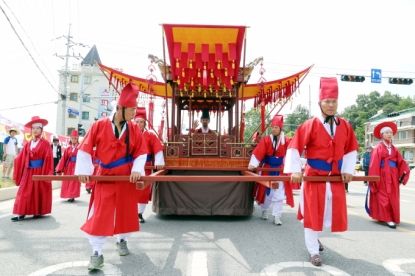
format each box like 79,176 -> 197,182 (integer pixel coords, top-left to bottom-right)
86,188 -> 92,194
33,215 -> 43,219
68,198 -> 75,202
139,213 -> 145,223
11,215 -> 25,222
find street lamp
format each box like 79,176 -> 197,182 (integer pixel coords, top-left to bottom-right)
78,73 -> 99,134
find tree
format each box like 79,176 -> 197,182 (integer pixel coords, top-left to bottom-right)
340,91 -> 415,151
242,107 -> 270,143
284,105 -> 310,133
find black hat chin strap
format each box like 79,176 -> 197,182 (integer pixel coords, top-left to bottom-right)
319,106 -> 340,137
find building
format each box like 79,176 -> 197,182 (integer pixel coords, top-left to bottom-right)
55,45 -> 115,135
365,108 -> 415,163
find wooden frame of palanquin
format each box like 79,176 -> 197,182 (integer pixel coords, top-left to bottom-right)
97,23 -> 313,181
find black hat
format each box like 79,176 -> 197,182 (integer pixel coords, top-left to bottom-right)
53,138 -> 59,142
200,108 -> 210,120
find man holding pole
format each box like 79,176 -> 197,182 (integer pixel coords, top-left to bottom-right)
284,77 -> 358,267
75,82 -> 147,270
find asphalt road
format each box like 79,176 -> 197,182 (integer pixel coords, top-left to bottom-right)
0,171 -> 414,276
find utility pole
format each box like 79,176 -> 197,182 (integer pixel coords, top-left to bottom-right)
55,24 -> 83,135
308,85 -> 311,118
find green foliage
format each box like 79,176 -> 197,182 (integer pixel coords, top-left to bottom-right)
340,91 -> 415,151
284,105 -> 310,133
243,107 -> 269,143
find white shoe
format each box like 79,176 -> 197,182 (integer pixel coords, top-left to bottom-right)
262,211 -> 268,220
273,216 -> 282,225
387,222 -> 396,229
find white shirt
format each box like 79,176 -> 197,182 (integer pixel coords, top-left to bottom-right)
53,145 -> 58,158
5,136 -> 17,155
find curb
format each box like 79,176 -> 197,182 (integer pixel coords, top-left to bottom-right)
0,181 -> 62,202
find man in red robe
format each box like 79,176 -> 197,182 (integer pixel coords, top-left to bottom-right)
368,121 -> 410,228
248,114 -> 294,225
56,129 -> 80,202
284,78 -> 358,266
12,116 -> 54,221
75,83 -> 147,271
134,107 -> 165,223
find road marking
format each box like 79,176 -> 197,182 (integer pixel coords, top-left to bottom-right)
382,258 -> 415,276
260,261 -> 351,275
188,251 -> 208,276
28,261 -> 121,275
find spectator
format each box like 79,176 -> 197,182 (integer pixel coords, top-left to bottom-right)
362,145 -> 373,186
51,137 -> 62,175
2,127 -> 19,179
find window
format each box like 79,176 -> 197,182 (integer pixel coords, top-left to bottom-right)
398,131 -> 408,140
67,127 -> 75,135
68,113 -> 76,119
404,150 -> 413,161
71,75 -> 79,83
82,111 -> 89,120
83,94 -> 91,102
69,93 -> 78,101
84,76 -> 92,84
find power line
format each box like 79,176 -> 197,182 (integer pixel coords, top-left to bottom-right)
0,2 -> 59,95
0,100 -> 59,111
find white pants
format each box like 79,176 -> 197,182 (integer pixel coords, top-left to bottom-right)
138,203 -> 146,214
260,181 -> 286,217
86,202 -> 133,255
300,182 -> 333,256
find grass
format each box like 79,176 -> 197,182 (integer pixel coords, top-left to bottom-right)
0,177 -> 16,188
0,163 -> 16,188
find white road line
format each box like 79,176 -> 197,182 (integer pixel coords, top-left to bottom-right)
188,251 -> 208,276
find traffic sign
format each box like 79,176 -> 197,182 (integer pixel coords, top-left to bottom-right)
371,69 -> 382,83
67,108 -> 79,116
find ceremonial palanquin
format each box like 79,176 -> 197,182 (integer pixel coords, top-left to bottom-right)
98,24 -> 312,216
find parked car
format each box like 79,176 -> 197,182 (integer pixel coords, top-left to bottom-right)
355,160 -> 362,171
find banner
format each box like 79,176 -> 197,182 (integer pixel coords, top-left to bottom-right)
22,127 -> 70,149
97,86 -> 114,119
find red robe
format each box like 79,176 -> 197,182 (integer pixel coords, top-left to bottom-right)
137,130 -> 164,203
251,135 -> 294,207
368,142 -> 409,224
13,138 -> 54,215
85,152 -> 99,190
56,145 -> 80,198
289,117 -> 359,232
79,118 -> 147,236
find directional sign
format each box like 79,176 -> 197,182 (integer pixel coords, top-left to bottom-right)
371,69 -> 382,83
67,108 -> 79,116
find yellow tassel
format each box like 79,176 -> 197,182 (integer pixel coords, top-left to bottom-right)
191,78 -> 194,86
225,68 -> 228,76
232,60 -> 235,69
203,62 -> 206,70
177,78 -> 180,85
210,70 -> 214,78
191,92 -> 194,98
204,91 -> 206,98
198,69 -> 201,78
217,79 -> 220,86
182,69 -> 185,77
230,78 -> 233,85
180,90 -> 183,97
189,60 -> 192,68
176,60 -> 179,68
224,86 -> 227,93
217,61 -> 220,69
209,86 -> 213,93
184,86 -> 188,92
198,86 -> 201,93
216,92 -> 218,98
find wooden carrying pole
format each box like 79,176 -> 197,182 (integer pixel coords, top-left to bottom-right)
33,174 -> 380,191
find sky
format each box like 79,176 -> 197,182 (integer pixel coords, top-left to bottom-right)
1,0 -> 414,134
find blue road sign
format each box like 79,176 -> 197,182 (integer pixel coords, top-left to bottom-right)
371,69 -> 382,83
67,108 -> 79,116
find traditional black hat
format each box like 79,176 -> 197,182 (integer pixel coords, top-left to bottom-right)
200,108 -> 210,120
